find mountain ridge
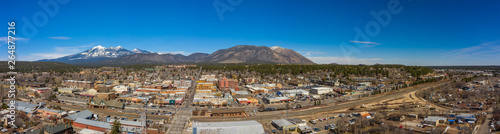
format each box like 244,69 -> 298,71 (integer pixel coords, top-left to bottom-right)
39,45 -> 315,65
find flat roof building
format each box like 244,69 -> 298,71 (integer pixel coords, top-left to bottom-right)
192,120 -> 264,134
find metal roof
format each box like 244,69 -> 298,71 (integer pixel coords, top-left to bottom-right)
192,120 -> 264,134
65,110 -> 93,120
74,118 -> 111,129
272,119 -> 296,127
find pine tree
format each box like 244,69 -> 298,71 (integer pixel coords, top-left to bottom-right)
111,119 -> 122,134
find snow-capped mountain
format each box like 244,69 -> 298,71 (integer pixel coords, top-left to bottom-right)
131,48 -> 152,54
38,45 -> 151,63
38,45 -> 315,65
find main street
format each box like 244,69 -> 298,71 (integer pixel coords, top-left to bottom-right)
167,67 -> 202,134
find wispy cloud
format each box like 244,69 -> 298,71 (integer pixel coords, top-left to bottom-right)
22,43 -> 98,61
48,36 -> 72,40
307,56 -> 383,65
299,51 -> 325,56
442,41 -> 500,58
0,37 -> 30,44
350,40 -> 381,48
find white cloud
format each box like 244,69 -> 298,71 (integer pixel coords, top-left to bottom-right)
29,53 -> 72,59
299,51 -> 326,56
48,36 -> 72,40
442,41 -> 500,58
0,37 -> 30,44
307,56 -> 383,65
22,43 -> 98,61
349,40 -> 381,48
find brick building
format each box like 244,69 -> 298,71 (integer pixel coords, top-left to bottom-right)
210,108 -> 246,117
218,76 -> 238,90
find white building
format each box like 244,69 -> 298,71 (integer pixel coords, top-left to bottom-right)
310,87 -> 333,94
192,120 -> 265,134
279,89 -> 309,97
112,85 -> 130,93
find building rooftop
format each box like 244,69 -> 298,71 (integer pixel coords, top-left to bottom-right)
79,128 -> 105,134
272,119 -> 296,127
26,124 -> 72,134
211,108 -> 245,114
65,110 -> 93,120
192,120 -> 264,134
15,101 -> 39,114
74,118 -> 111,129
108,119 -> 144,127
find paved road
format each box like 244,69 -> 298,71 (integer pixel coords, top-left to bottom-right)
477,107 -> 493,134
192,81 -> 449,122
167,67 -> 201,134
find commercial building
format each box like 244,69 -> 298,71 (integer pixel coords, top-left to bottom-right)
310,87 -> 333,94
73,118 -> 110,132
112,85 -> 130,93
173,80 -> 192,88
192,120 -> 264,134
271,119 -> 298,132
26,124 -> 73,134
37,108 -> 63,118
262,97 -> 291,104
210,108 -> 246,117
247,87 -> 268,94
218,76 -> 238,90
63,110 -> 94,124
108,119 -> 144,133
278,89 -> 309,97
196,82 -> 217,93
62,80 -> 94,89
88,98 -> 125,110
80,89 -> 98,97
15,101 -> 39,116
423,116 -> 447,126
58,88 -> 79,94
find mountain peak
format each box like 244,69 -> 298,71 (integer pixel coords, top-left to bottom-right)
92,45 -> 106,50
38,45 -> 315,65
270,46 -> 282,50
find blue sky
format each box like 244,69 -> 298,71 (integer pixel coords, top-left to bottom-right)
1,0 -> 499,65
